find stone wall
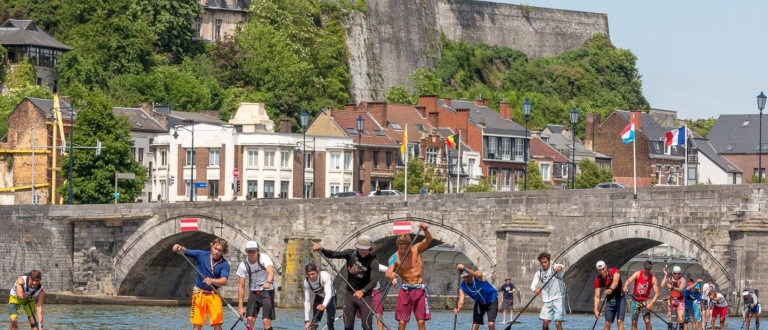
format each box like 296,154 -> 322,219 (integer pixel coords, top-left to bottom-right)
348,0 -> 610,101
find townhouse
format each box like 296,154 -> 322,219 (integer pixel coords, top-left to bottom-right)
707,114 -> 765,182
0,19 -> 71,93
193,0 -> 248,42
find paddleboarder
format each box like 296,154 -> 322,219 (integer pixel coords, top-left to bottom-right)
453,264 -> 499,330
386,223 -> 432,330
172,238 -> 230,330
8,270 -> 45,330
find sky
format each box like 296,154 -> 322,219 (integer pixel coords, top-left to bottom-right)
492,0 -> 766,120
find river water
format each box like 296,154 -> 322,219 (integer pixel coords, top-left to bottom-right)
30,304 -> 735,329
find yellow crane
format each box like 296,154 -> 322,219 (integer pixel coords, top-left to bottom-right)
50,93 -> 68,204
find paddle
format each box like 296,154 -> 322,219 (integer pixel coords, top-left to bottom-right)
591,296 -> 607,330
627,293 -> 673,328
372,227 -> 423,313
228,298 -> 258,330
504,268 -> 561,330
321,313 -> 344,330
24,299 -> 40,330
308,307 -> 323,330
317,251 -> 392,330
452,270 -> 461,330
177,251 -> 253,330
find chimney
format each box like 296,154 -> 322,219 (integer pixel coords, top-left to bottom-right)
344,103 -> 356,112
457,108 -> 470,134
428,112 -> 439,128
474,97 -> 488,107
367,102 -> 387,127
629,110 -> 643,132
530,130 -> 541,138
140,102 -> 153,116
201,110 -> 220,119
416,106 -> 427,118
444,97 -> 452,107
584,113 -> 601,151
280,118 -> 292,133
418,95 -> 438,114
499,101 -> 512,120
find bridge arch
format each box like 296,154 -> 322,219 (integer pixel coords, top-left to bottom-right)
329,217 -> 495,277
555,222 -> 731,312
113,213 -> 273,296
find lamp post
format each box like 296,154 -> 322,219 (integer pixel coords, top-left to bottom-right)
173,120 -> 195,202
67,107 -> 75,204
523,99 -> 531,191
758,92 -> 767,183
570,107 -> 579,189
356,115 -> 364,193
300,110 -> 309,198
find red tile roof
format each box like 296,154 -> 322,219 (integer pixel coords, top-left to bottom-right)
530,137 -> 569,163
330,110 -> 398,146
377,104 -> 434,144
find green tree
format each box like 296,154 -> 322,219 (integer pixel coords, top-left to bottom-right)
392,158 -> 446,194
385,85 -> 415,105
574,159 -> 614,189
0,60 -> 52,138
462,175 -> 497,193
136,0 -> 202,56
517,161 -> 549,191
684,117 -> 716,137
57,90 -> 147,204
409,69 -> 441,96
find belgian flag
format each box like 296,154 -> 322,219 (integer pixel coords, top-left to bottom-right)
446,134 -> 457,149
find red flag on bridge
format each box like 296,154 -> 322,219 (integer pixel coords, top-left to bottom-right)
180,218 -> 198,231
393,221 -> 411,234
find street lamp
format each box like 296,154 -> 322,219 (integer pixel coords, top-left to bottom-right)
300,110 -> 309,198
570,107 -> 579,189
757,92 -> 768,183
356,115 -> 364,193
173,120 -> 195,202
67,107 -> 75,204
523,99 -> 531,191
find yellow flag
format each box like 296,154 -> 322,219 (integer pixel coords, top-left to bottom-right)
400,125 -> 407,156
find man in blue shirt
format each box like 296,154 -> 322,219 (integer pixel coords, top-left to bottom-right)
683,278 -> 702,330
173,238 -> 231,330
453,264 -> 499,330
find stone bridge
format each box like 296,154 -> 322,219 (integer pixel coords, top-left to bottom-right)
2,185 -> 766,312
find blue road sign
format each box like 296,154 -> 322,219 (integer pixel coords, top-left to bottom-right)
113,192 -> 120,199
194,182 -> 208,189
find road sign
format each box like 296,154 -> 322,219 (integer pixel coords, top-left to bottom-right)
180,218 -> 198,231
233,168 -> 239,177
115,173 -> 136,179
194,182 -> 207,188
393,221 -> 411,234
113,192 -> 120,199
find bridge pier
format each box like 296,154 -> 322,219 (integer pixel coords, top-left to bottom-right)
279,236 -> 322,308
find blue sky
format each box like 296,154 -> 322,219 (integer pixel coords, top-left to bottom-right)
492,0 -> 765,120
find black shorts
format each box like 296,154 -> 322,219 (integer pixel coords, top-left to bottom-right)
472,299 -> 498,325
501,299 -> 514,311
246,290 -> 276,320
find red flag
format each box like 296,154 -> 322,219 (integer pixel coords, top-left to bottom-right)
392,221 -> 411,234
180,218 -> 198,231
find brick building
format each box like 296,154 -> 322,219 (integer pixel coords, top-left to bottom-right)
528,136 -> 569,188
585,110 -> 687,187
707,114 -> 768,181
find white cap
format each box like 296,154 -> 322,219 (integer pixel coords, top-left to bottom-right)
743,290 -> 750,296
245,241 -> 259,251
672,266 -> 682,273
596,261 -> 606,269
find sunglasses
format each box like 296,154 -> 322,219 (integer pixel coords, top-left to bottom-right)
673,272 -> 681,275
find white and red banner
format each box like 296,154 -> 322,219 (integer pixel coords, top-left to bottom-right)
392,221 -> 411,234
180,218 -> 198,231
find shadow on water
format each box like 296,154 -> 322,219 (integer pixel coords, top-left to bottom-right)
38,305 -> 731,329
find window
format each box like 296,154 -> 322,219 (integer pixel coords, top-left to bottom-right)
185,180 -> 192,199
726,143 -> 736,151
209,149 -> 220,166
281,150 -> 290,168
208,180 -> 219,199
468,158 -> 476,177
195,18 -> 202,37
264,181 -> 275,198
662,138 -> 670,155
514,138 -> 524,161
373,129 -> 386,136
248,150 -> 258,167
540,163 -> 551,181
742,120 -> 751,127
331,153 -> 341,170
500,169 -> 512,191
304,152 -> 313,169
385,152 -> 392,169
160,180 -> 167,201
160,151 -> 167,166
407,145 -> 415,158
347,127 -> 359,135
373,151 -> 379,168
754,168 -> 765,179
331,184 -> 340,196
344,152 -> 352,170
215,19 -> 222,40
426,147 -> 438,165
186,149 -> 196,165
391,122 -> 402,130
304,183 -> 313,198
501,138 -> 511,160
247,180 -> 258,199
280,181 -> 289,199
487,137 -> 498,159
36,77 -> 42,86
488,168 -> 499,189
561,163 -> 569,179
138,148 -> 144,163
265,150 -> 275,167
131,147 -> 136,160
415,124 -> 426,132
358,150 -> 364,167
343,183 -> 351,192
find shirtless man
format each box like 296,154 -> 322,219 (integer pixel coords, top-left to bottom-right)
386,223 -> 431,330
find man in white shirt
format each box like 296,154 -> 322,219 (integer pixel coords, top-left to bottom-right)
237,240 -> 276,330
303,263 -> 337,330
700,278 -> 715,329
530,252 -> 566,330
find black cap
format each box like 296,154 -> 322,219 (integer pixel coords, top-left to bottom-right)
643,260 -> 653,269
305,263 -> 318,273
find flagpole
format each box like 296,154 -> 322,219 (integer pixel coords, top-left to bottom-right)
633,129 -> 637,196
456,131 -> 461,193
445,141 -> 451,193
404,124 -> 408,202
684,125 -> 688,186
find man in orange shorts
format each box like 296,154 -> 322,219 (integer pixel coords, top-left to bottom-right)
173,238 -> 231,330
386,223 -> 432,330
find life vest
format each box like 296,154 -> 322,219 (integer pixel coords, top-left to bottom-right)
9,274 -> 42,299
670,278 -> 683,299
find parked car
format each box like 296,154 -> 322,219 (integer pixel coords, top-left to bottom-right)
332,191 -> 365,197
368,190 -> 404,196
594,182 -> 629,189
